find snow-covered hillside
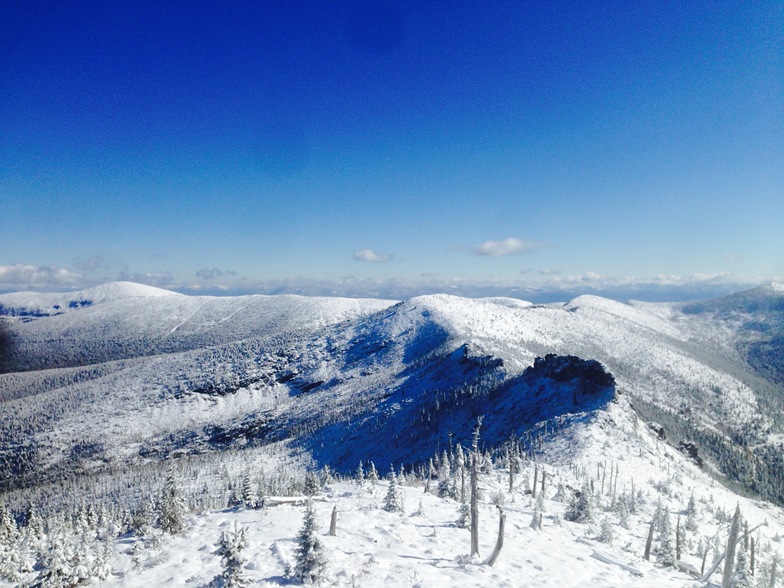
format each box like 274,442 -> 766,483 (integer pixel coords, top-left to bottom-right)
1,282 -> 783,586
0,281 -> 394,372
1,283 -> 782,501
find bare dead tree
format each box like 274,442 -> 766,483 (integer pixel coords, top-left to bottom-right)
722,505 -> 741,588
485,508 -> 506,567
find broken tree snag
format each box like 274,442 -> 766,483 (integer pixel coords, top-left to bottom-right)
329,505 -> 337,537
485,509 -> 507,567
721,505 -> 741,588
643,519 -> 655,561
470,416 -> 483,558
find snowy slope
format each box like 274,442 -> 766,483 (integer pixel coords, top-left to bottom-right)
1,284 -> 784,587
0,283 -> 782,503
0,282 -> 394,372
11,399 -> 782,588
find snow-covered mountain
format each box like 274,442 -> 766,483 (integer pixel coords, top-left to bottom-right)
1,282 -> 784,586
0,281 -> 394,372
1,282 -> 782,502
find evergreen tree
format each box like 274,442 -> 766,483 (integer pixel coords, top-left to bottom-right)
356,461 -> 365,484
618,496 -> 631,529
599,516 -> 614,543
367,462 -> 379,485
529,492 -> 545,531
456,494 -> 471,529
132,495 -> 156,534
0,503 -> 18,545
215,524 -> 250,587
304,471 -> 320,497
657,512 -> 675,567
732,541 -> 752,588
240,475 -> 255,508
159,469 -> 186,535
294,502 -> 327,584
565,483 -> 593,523
383,470 -> 404,513
34,528 -> 75,588
455,445 -> 467,502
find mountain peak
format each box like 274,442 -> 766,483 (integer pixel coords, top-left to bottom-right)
80,281 -> 183,301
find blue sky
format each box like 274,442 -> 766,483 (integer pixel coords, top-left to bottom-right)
1,1 -> 782,300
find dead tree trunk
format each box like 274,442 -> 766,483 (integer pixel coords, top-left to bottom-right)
643,519 -> 655,561
722,505 -> 741,588
508,447 -> 515,493
532,464 -> 539,499
485,509 -> 506,567
470,417 -> 482,558
329,506 -> 337,537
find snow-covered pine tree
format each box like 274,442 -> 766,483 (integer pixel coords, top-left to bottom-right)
732,540 -> 752,588
304,471 -> 320,496
530,492 -> 544,531
599,516 -> 614,543
0,503 -> 18,545
455,445 -> 466,501
657,511 -> 675,567
215,523 -> 250,588
676,515 -> 685,561
424,458 -> 434,494
456,494 -> 471,529
24,504 -> 45,548
294,502 -> 327,585
240,474 -> 255,509
383,469 -> 404,513
565,483 -> 593,523
158,469 -> 186,535
356,461 -> 365,484
92,538 -> 113,583
367,462 -> 379,485
33,527 -> 74,588
617,495 -> 631,529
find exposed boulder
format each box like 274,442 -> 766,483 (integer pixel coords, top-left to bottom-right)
678,440 -> 703,467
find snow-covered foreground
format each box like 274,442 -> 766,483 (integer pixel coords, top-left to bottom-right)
103,418 -> 784,588
108,483 -> 684,587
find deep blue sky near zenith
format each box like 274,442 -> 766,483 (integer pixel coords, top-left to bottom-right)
1,1 -> 782,299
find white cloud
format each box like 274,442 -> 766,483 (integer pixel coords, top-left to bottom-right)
472,238 -> 541,257
0,264 -> 83,289
353,249 -> 393,263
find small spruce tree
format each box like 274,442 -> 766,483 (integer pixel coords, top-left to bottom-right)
158,469 -> 186,535
657,512 -> 675,567
240,475 -> 255,509
215,524 -> 250,587
565,483 -> 593,523
599,516 -> 614,544
732,540 -> 752,588
383,470 -> 404,514
294,502 -> 327,585
303,472 -> 320,497
367,462 -> 379,485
